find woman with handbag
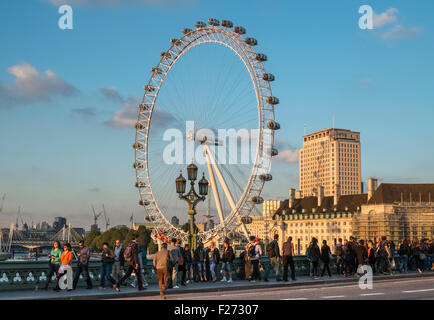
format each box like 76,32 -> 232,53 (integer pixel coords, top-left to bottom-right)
44,241 -> 62,290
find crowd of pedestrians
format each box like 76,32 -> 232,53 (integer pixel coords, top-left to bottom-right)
43,233 -> 434,298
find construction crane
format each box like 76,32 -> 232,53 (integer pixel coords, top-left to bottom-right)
102,204 -> 110,231
91,205 -> 103,229
0,193 -> 5,214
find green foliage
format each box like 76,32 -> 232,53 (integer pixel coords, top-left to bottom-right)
84,226 -> 156,252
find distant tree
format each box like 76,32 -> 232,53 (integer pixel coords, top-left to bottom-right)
84,230 -> 101,248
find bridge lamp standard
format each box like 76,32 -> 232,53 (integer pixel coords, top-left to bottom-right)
175,163 -> 209,255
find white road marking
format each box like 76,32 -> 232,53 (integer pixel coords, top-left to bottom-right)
360,292 -> 384,296
281,298 -> 308,300
321,295 -> 345,299
221,292 -> 261,297
402,288 -> 434,293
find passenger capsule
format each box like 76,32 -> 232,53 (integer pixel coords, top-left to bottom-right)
144,85 -> 155,92
182,28 -> 192,35
244,37 -> 257,46
195,21 -> 206,28
262,73 -> 275,81
139,199 -> 150,206
208,18 -> 220,26
233,26 -> 246,34
255,53 -> 267,62
132,142 -> 144,150
135,181 -> 146,188
250,196 -> 264,204
133,162 -> 144,169
266,96 -> 279,105
160,52 -> 172,59
170,38 -> 181,46
259,174 -> 272,181
221,20 -> 233,28
271,148 -> 279,157
241,216 -> 253,224
151,67 -> 162,74
267,120 -> 280,130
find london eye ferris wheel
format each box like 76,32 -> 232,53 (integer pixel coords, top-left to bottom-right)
133,18 -> 280,245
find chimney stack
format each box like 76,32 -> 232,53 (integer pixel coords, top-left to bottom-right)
334,184 -> 340,207
368,177 -> 378,201
289,188 -> 296,208
296,190 -> 303,199
318,186 -> 324,207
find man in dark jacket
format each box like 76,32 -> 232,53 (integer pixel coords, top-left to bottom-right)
194,242 -> 206,282
320,240 -> 332,277
116,235 -> 143,292
282,236 -> 296,281
99,242 -> 116,290
73,240 -> 92,290
264,234 -> 281,282
307,238 -> 320,279
220,239 -> 235,283
355,239 -> 368,271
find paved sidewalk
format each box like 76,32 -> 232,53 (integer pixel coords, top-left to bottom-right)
1,271 -> 433,300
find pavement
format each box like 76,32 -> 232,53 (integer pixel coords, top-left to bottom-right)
1,270 -> 433,300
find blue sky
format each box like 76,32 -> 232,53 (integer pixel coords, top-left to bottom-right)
0,0 -> 433,228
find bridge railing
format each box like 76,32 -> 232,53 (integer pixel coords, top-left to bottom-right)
0,256 -> 346,291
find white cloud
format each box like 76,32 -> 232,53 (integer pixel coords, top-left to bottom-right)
104,93 -> 176,129
371,8 -> 421,40
373,8 -> 398,28
381,25 -> 421,40
0,63 -> 77,107
99,87 -> 125,103
273,149 -> 299,163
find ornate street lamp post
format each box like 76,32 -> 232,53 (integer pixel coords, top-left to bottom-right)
175,163 -> 208,256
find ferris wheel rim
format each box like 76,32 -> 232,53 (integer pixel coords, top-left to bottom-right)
134,21 -> 276,243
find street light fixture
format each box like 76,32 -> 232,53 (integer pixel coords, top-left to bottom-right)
175,164 -> 208,255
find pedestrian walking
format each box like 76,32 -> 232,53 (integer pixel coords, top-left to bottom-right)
307,238 -> 320,279
72,240 -> 93,290
249,237 -> 262,282
367,240 -> 376,272
112,240 -> 124,284
176,239 -> 186,286
398,239 -> 410,273
355,239 -> 368,274
264,234 -> 281,282
376,236 -> 392,275
99,242 -> 116,290
116,235 -> 144,292
153,242 -> 172,299
282,236 -> 296,281
183,244 -> 194,284
168,238 -> 182,288
44,241 -> 62,290
244,237 -> 255,281
335,238 -> 344,275
220,239 -> 235,283
320,240 -> 332,277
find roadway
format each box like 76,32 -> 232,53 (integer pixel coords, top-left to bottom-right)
116,277 -> 434,300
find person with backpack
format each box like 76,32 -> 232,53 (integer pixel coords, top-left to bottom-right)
176,239 -> 186,286
153,242 -> 172,299
335,238 -> 344,275
221,239 -> 235,283
282,236 -> 296,281
376,236 -> 392,275
115,235 -> 144,292
307,238 -> 320,279
72,240 -> 93,290
249,237 -> 263,282
264,234 -> 281,282
244,236 -> 255,281
320,240 -> 332,277
99,242 -> 116,290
